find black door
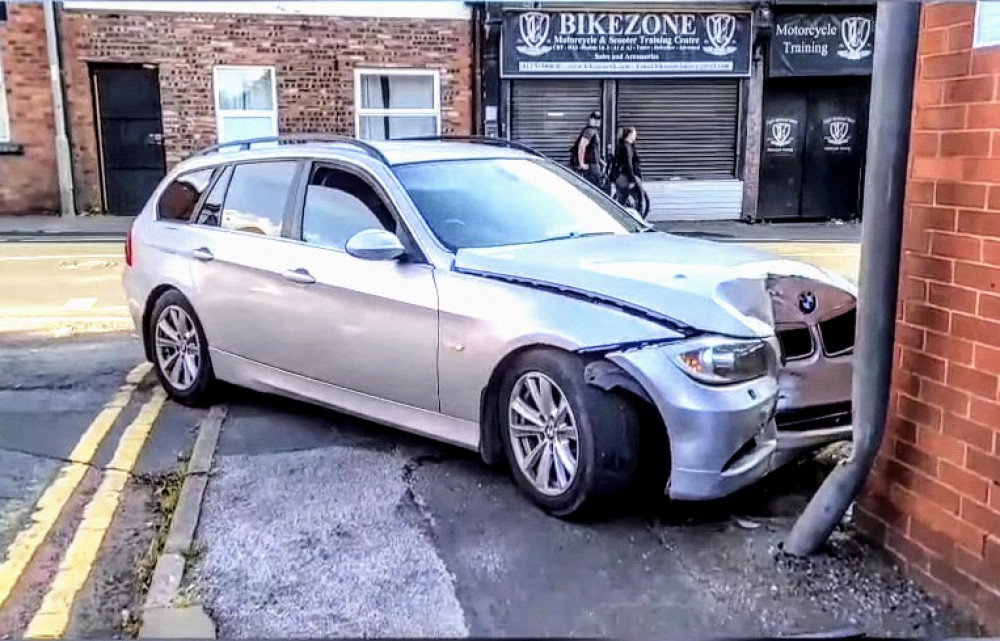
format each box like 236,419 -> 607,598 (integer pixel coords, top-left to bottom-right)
759,85 -> 807,219
800,80 -> 869,220
759,78 -> 869,220
92,65 -> 167,215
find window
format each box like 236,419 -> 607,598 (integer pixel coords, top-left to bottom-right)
157,169 -> 216,222
301,165 -> 396,250
193,166 -> 232,227
0,49 -> 9,142
394,158 -> 643,251
221,161 -> 297,237
214,66 -> 278,144
355,69 -> 440,140
975,1 -> 1000,49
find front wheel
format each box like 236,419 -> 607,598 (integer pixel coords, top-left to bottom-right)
149,291 -> 215,406
499,349 -> 640,518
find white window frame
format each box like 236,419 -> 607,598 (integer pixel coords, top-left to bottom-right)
354,68 -> 441,140
213,65 -> 279,143
0,49 -> 10,143
974,0 -> 1000,49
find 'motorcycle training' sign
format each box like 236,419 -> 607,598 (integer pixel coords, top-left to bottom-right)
501,10 -> 753,78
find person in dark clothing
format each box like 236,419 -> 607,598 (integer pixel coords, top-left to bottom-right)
570,111 -> 604,188
612,126 -> 643,210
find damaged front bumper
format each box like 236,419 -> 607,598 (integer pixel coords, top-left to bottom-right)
603,339 -> 852,502
606,341 -> 781,501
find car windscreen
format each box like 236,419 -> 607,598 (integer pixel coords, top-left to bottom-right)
393,157 -> 645,251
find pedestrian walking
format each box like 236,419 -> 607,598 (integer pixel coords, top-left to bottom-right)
569,111 -> 604,188
611,126 -> 643,213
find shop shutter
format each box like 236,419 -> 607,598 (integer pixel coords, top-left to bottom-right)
510,80 -> 603,163
616,80 -> 739,180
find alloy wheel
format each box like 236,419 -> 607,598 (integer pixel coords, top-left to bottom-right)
154,305 -> 201,391
507,372 -> 580,497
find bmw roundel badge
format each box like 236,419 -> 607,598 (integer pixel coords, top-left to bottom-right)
798,291 -> 818,315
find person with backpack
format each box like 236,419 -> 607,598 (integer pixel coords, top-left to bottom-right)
570,111 -> 604,188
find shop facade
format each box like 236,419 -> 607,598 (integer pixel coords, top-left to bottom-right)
477,1 -> 878,223
758,1 -> 876,221
480,3 -> 754,222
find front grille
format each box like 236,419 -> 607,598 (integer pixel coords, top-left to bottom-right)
776,401 -> 852,432
819,307 -> 856,356
777,325 -> 814,360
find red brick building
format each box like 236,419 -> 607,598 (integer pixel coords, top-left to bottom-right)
0,1 -> 474,215
858,0 -> 1000,631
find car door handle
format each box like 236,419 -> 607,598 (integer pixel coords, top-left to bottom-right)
191,247 -> 214,262
282,268 -> 316,285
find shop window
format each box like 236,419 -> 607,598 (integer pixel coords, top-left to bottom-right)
975,1 -> 1000,49
355,69 -> 440,140
0,49 -> 9,142
213,66 -> 278,144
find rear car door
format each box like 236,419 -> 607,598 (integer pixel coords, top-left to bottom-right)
272,160 -> 440,412
182,159 -> 307,366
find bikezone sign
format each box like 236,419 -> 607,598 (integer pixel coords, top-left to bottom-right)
501,10 -> 752,77
770,12 -> 876,77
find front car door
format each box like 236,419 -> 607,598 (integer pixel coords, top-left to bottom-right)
272,160 -> 440,412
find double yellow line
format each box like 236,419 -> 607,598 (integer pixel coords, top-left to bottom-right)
0,362 -> 168,638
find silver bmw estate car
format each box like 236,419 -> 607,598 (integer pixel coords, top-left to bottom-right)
124,134 -> 856,517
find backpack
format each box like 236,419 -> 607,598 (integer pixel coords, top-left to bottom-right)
568,125 -> 596,167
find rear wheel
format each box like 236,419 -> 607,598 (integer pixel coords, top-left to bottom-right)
149,291 -> 215,406
499,349 -> 640,518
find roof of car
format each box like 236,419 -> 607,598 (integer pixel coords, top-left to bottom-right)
181,139 -> 534,173
371,140 -> 530,165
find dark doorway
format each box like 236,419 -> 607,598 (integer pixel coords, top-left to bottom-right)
759,77 -> 869,220
91,64 -> 167,215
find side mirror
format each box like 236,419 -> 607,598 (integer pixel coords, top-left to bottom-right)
625,207 -> 641,220
345,229 -> 406,261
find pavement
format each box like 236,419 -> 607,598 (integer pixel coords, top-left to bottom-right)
184,389 -> 982,638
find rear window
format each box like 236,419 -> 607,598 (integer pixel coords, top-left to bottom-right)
157,169 -> 215,222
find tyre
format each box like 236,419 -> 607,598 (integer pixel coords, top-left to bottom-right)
499,349 -> 640,518
148,290 -> 215,406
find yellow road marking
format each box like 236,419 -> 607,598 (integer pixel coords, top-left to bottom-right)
25,387 -> 167,639
0,362 -> 151,612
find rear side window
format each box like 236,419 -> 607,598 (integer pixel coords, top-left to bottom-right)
193,166 -> 231,227
157,169 -> 215,222
221,161 -> 298,237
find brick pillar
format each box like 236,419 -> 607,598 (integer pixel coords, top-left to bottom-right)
857,2 -> 1000,632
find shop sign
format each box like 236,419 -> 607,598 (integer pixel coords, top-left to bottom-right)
769,13 -> 876,77
501,10 -> 752,78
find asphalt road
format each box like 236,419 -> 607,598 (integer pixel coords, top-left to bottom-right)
0,240 -> 132,337
0,334 -> 199,637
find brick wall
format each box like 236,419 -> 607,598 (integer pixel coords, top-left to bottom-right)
61,10 -> 474,212
856,2 -> 1000,631
0,3 -> 58,214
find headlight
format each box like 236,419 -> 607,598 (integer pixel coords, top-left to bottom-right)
672,338 -> 773,385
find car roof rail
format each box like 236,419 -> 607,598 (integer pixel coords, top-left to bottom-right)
189,134 -> 390,164
394,135 -> 546,158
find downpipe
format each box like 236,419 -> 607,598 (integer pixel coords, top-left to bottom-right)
784,1 -> 921,556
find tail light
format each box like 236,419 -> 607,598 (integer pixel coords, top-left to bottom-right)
125,224 -> 134,267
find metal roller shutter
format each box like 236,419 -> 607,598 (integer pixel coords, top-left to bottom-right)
510,80 -> 603,163
616,80 -> 739,179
